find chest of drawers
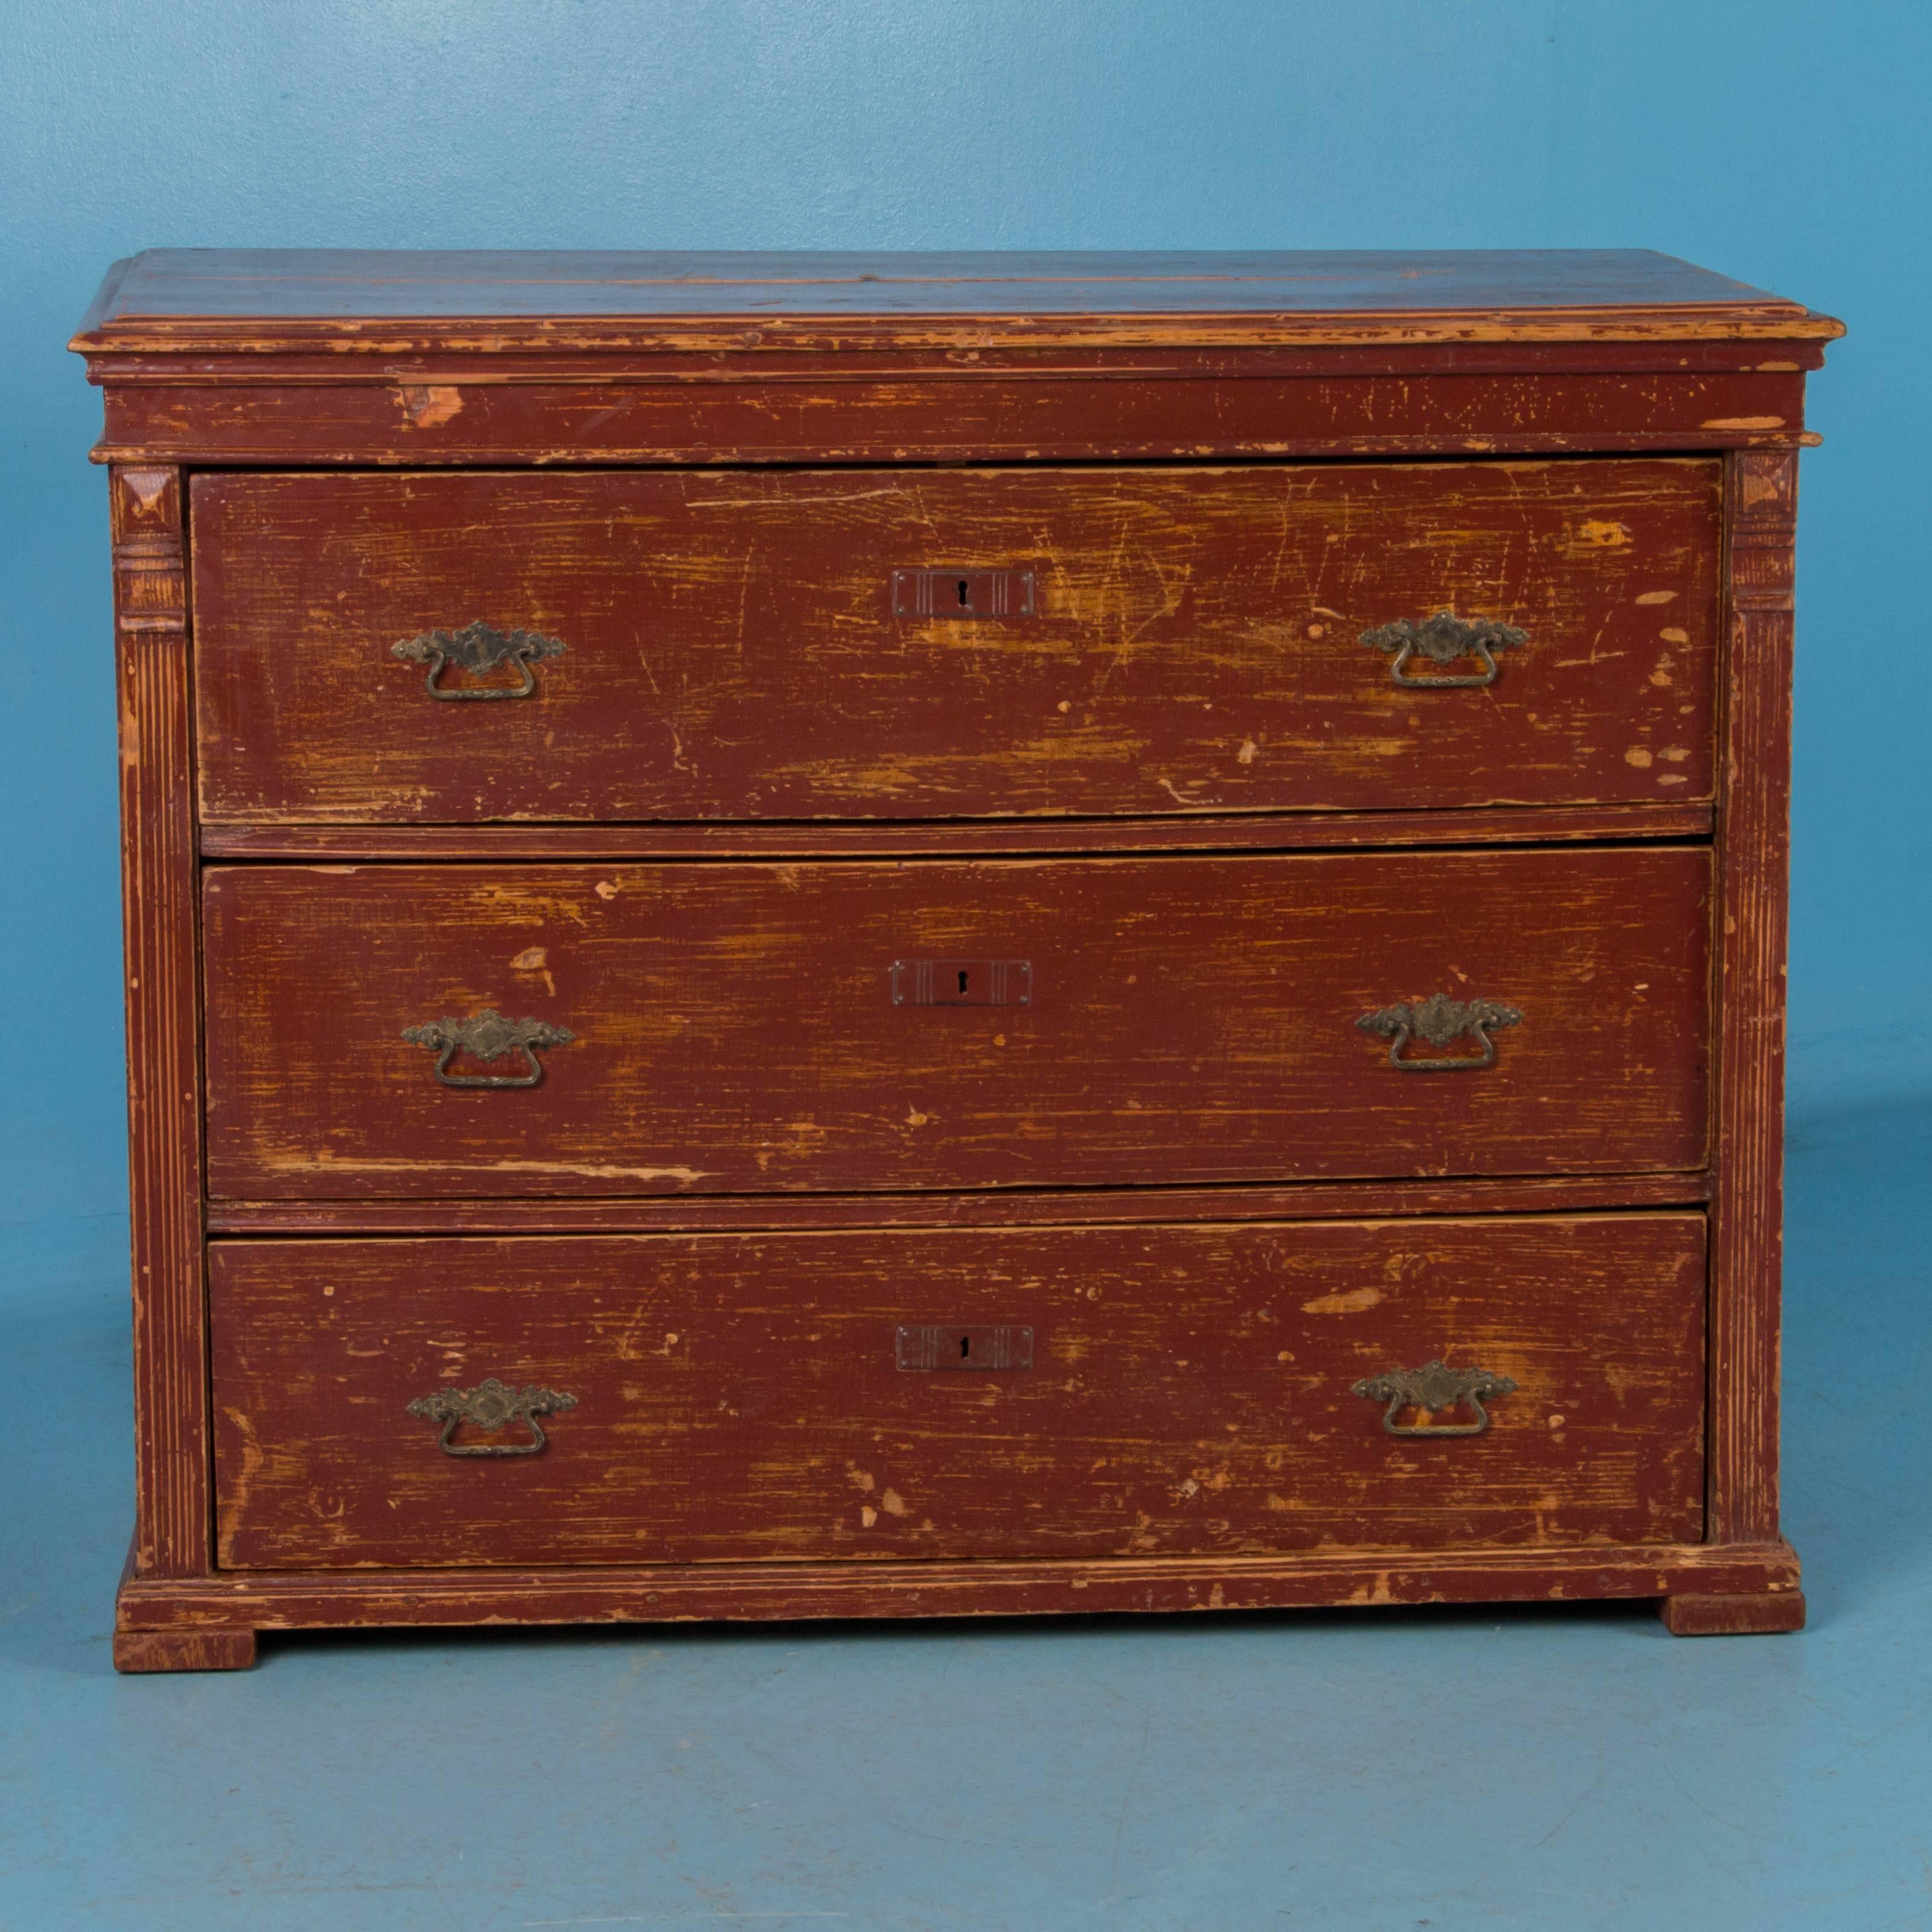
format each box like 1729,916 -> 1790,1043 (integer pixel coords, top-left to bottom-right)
73,249 -> 1840,1670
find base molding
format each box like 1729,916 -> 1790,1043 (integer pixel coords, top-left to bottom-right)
1660,1588 -> 1806,1637
114,1540 -> 1802,1666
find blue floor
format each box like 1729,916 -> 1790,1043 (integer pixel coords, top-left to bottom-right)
6,1096 -> 1930,1931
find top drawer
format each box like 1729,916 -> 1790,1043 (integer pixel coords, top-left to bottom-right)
190,460 -> 1720,826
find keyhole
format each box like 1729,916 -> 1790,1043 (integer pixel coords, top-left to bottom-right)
957,969 -> 970,995
956,578 -> 971,608
960,1335 -> 971,1359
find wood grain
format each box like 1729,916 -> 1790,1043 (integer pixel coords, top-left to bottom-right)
204,1172 -> 1710,1236
1707,449 -> 1799,1545
1660,1589 -> 1805,1635
197,801 -> 1717,861
112,1628 -> 257,1673
100,368 -> 1812,470
75,337 -> 1832,388
114,1540 -> 1803,1656
201,848 -> 1712,1201
71,248 -> 1841,353
111,466 -> 208,1579
209,1215 -> 1706,1570
80,246 -> 1832,1659
189,463 -> 1722,826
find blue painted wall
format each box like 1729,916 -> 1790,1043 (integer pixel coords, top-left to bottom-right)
3,1 -> 1922,1256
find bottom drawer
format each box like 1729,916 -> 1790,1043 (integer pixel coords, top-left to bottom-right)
210,1215 -> 1706,1570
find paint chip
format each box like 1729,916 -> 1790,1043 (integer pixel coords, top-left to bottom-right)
1573,519 -> 1632,549
1299,1285 -> 1384,1314
397,384 -> 464,428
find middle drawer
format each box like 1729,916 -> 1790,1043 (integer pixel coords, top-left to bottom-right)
203,846 -> 1709,1199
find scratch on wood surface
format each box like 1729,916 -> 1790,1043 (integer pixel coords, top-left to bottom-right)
211,1207 -> 1709,1564
270,1156 -> 713,1184
191,460 -> 1722,822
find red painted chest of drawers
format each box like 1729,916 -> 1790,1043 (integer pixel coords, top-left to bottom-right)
72,249 -> 1840,1669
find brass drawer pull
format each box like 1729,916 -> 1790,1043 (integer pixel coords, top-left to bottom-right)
1356,992 -> 1521,1071
1359,611 -> 1527,688
401,1008 -> 575,1087
407,1377 -> 578,1456
1353,1360 -> 1518,1437
391,620 -> 564,699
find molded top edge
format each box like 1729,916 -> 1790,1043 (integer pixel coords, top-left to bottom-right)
72,248 -> 1843,352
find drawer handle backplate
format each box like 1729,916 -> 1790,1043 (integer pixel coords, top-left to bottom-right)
391,620 -> 565,699
1356,992 -> 1521,1071
1359,611 -> 1527,688
401,1008 -> 576,1087
1352,1359 -> 1518,1437
407,1377 -> 579,1456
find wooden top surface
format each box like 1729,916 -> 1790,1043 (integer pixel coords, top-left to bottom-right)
72,248 -> 1841,353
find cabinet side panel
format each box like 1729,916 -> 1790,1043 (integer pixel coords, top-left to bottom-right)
112,464 -> 208,1575
1708,447 -> 1797,1544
